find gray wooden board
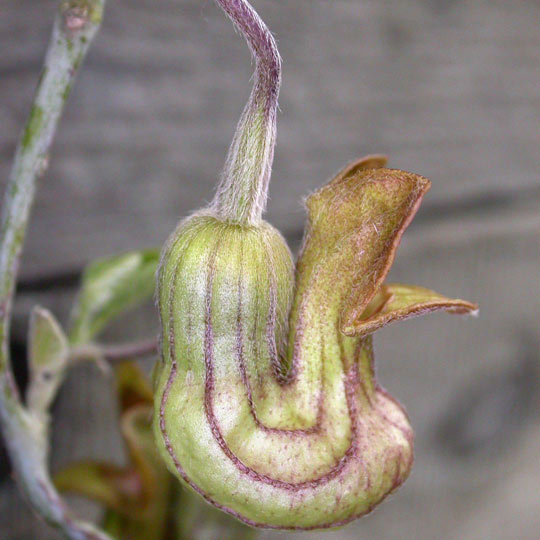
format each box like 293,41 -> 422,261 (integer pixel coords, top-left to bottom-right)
1,0 -> 539,275
1,0 -> 539,539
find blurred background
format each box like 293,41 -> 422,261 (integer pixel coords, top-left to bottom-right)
1,0 -> 539,539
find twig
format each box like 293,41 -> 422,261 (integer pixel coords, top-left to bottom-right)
0,2 -> 112,539
70,337 -> 158,365
99,337 -> 158,360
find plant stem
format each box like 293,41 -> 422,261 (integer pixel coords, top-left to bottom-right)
70,337 -> 158,364
0,2 -> 113,539
211,0 -> 281,225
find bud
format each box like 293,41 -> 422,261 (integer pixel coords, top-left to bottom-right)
153,157 -> 477,530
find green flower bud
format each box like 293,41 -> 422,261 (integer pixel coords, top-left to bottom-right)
153,158 -> 477,530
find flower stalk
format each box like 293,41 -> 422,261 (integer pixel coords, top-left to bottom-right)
211,0 -> 281,225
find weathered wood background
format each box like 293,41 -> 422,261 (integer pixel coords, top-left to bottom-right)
1,0 -> 539,539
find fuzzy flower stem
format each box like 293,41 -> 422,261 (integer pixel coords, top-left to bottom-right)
0,2 -> 113,539
211,0 -> 281,225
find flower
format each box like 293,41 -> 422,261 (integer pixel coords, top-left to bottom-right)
154,154 -> 477,530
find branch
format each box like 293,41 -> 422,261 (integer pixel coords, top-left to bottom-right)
69,337 -> 158,366
211,0 -> 281,225
0,2 -> 113,539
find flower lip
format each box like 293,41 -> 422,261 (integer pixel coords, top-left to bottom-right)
343,283 -> 479,338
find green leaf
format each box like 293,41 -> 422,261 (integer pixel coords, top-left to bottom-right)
54,460 -> 138,512
69,249 -> 159,344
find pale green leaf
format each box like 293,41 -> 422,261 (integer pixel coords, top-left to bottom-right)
69,249 -> 159,344
26,306 -> 69,414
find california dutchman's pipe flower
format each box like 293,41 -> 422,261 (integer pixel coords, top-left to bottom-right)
153,0 -> 477,530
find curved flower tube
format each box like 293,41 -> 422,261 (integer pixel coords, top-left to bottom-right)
153,0 -> 477,530
153,156 -> 477,530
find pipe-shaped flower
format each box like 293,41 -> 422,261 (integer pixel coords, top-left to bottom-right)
153,155 -> 477,530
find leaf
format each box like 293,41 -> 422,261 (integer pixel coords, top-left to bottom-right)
115,361 -> 154,413
26,306 -> 69,414
54,461 -> 141,513
342,283 -> 478,337
69,249 -> 159,344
